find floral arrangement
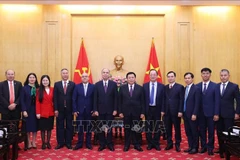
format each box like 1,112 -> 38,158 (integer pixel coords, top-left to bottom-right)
109,75 -> 127,88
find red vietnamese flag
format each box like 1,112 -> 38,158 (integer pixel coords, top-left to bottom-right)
143,39 -> 163,83
73,39 -> 93,84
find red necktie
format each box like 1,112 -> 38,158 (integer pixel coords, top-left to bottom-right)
9,81 -> 14,104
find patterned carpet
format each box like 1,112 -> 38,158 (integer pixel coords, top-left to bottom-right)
17,125 -> 239,160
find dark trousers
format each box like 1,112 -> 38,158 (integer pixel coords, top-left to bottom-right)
198,115 -> 215,150
145,107 -> 161,147
183,114 -> 198,149
123,114 -> 142,147
1,109 -> 21,120
98,114 -> 114,147
217,116 -> 234,154
56,108 -> 73,145
76,109 -> 92,147
165,111 -> 181,146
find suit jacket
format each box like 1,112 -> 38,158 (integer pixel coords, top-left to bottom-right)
72,83 -> 94,115
216,82 -> 240,118
0,80 -> 22,114
196,81 -> 220,117
36,87 -> 54,118
53,81 -> 75,113
119,83 -> 145,117
184,84 -> 201,118
93,80 -> 118,114
20,85 -> 36,112
143,82 -> 165,118
165,83 -> 184,115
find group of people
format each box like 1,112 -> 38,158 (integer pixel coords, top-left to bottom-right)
0,67 -> 239,159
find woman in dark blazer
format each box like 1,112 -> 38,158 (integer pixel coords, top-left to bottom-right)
36,75 -> 54,150
21,73 -> 39,149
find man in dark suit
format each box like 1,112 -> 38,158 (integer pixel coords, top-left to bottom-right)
164,71 -> 184,152
216,69 -> 240,158
93,68 -> 118,151
72,73 -> 94,150
143,69 -> 164,151
0,69 -> 22,120
183,72 -> 200,154
54,68 -> 75,149
196,68 -> 220,155
119,72 -> 145,152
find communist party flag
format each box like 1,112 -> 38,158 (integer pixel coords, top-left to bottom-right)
143,39 -> 163,83
73,39 -> 93,84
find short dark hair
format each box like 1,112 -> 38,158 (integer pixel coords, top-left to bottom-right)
167,71 -> 176,77
220,69 -> 230,74
126,72 -> 136,78
149,69 -> 158,75
184,72 -> 194,78
201,67 -> 212,73
61,68 -> 68,72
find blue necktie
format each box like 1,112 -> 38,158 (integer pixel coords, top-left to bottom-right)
184,86 -> 189,112
150,83 -> 155,105
221,83 -> 226,96
203,83 -> 207,95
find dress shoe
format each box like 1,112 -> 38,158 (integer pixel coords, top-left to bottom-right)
66,144 -> 72,149
175,145 -> 181,152
165,144 -> 173,150
134,146 -> 143,152
208,150 -> 214,155
86,145 -> 93,150
108,145 -> 115,151
147,145 -> 153,150
123,146 -> 129,152
184,148 -> 192,153
189,149 -> 198,154
42,144 -> 46,150
73,145 -> 82,150
214,149 -> 220,154
46,143 -> 51,149
24,147 -> 28,151
98,146 -> 106,151
199,148 -> 207,153
154,145 -> 161,151
55,144 -> 64,150
220,153 -> 224,158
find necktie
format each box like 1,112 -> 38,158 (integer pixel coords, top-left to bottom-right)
150,83 -> 155,105
104,82 -> 107,93
221,83 -> 226,96
169,84 -> 172,89
64,81 -> 67,94
84,84 -> 87,96
129,85 -> 133,97
203,83 -> 207,95
183,86 -> 189,112
9,81 -> 14,104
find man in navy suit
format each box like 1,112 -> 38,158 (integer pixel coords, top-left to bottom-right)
0,69 -> 22,120
54,68 -> 75,149
93,68 -> 118,151
196,68 -> 220,155
143,69 -> 164,151
183,72 -> 200,154
119,72 -> 145,152
164,71 -> 184,152
216,69 -> 240,158
72,73 -> 94,150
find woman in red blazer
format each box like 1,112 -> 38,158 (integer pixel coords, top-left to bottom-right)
36,75 -> 54,150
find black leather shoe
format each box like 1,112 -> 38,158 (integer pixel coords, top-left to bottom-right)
147,145 -> 152,150
108,145 -> 115,151
98,146 -> 106,151
199,148 -> 207,153
123,146 -> 129,152
208,150 -> 214,155
220,153 -> 224,158
184,148 -> 192,153
42,144 -> 46,150
86,145 -> 93,150
73,145 -> 82,150
134,146 -> 143,152
66,144 -> 72,149
55,144 -> 64,150
165,144 -> 173,150
189,149 -> 198,154
175,145 -> 181,152
46,143 -> 51,149
155,145 -> 161,151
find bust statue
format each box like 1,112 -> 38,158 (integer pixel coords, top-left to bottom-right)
110,55 -> 128,78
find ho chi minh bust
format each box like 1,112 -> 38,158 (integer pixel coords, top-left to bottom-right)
110,55 -> 128,78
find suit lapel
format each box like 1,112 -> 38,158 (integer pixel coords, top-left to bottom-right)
222,82 -> 230,97
186,84 -> 194,101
